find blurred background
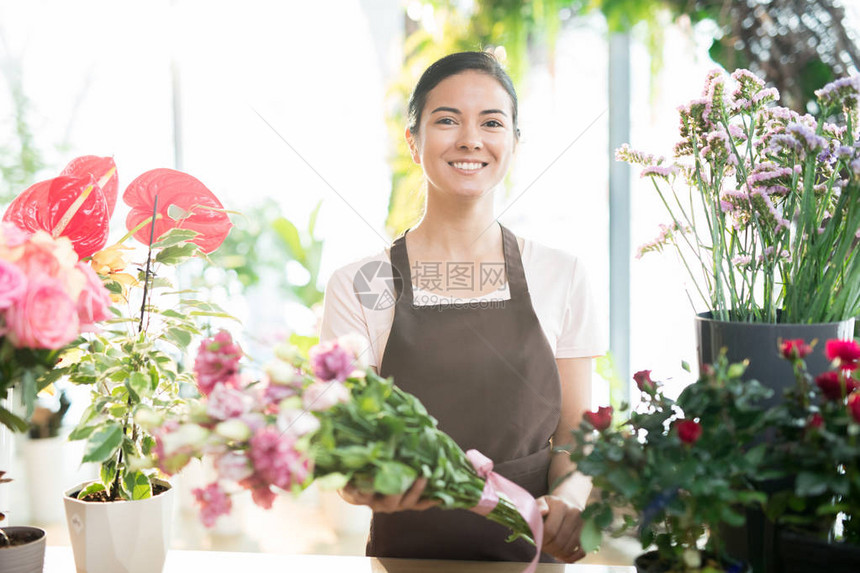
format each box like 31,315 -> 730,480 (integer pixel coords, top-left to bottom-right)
0,0 -> 858,562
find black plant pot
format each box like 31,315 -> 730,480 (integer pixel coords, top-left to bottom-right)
775,530 -> 860,573
695,312 -> 855,573
634,550 -> 751,573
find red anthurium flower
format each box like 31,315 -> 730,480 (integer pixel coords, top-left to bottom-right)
815,371 -> 860,401
124,169 -> 231,253
825,339 -> 860,371
60,156 -> 119,217
633,369 -> 655,392
2,175 -> 110,259
676,419 -> 702,444
849,393 -> 860,424
807,413 -> 824,430
781,338 -> 812,360
584,406 -> 613,431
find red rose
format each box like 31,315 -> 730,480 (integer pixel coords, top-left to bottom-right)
676,419 -> 702,445
849,393 -> 860,424
584,406 -> 613,431
807,413 -> 824,430
825,340 -> 860,371
815,371 -> 860,401
781,338 -> 812,360
633,370 -> 655,392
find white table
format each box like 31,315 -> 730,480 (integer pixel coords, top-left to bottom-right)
44,546 -> 637,572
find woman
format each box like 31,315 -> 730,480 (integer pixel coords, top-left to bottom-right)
319,51 -> 604,564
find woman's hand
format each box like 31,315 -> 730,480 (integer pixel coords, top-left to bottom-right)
536,494 -> 586,563
338,477 -> 440,513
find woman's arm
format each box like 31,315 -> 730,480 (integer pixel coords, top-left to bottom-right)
537,356 -> 594,563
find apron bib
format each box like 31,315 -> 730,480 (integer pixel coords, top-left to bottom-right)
369,223 -> 562,562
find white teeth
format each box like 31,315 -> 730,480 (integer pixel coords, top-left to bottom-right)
451,162 -> 484,170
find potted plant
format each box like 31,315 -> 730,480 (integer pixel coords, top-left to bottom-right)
0,471 -> 47,573
567,359 -> 772,572
763,337 -> 860,572
21,390 -> 71,524
2,155 -> 232,573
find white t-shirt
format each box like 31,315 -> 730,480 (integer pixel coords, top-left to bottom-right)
319,236 -> 605,368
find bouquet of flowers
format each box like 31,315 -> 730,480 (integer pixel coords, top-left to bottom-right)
618,70 -> 860,323
0,222 -> 111,431
568,359 -> 772,572
147,333 -> 541,549
767,337 -> 860,544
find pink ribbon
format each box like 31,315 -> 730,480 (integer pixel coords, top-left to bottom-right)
466,449 -> 544,573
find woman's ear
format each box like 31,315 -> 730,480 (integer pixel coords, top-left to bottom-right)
405,127 -> 421,165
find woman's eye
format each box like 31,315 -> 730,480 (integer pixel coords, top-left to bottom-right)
484,120 -> 503,128
436,118 -> 456,125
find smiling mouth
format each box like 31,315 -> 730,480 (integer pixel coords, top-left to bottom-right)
448,161 -> 488,171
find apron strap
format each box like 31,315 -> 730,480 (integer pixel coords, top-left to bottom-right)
388,223 -> 528,304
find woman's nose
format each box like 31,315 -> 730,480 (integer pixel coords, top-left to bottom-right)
457,125 -> 482,150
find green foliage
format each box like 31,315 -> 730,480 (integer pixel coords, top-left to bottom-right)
61,227 -> 231,501
569,354 -> 772,567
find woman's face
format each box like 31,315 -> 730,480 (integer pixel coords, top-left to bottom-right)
407,70 -> 517,199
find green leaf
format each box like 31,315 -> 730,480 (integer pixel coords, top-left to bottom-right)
77,482 -> 106,499
580,517 -> 603,553
165,327 -> 193,348
128,372 -> 151,400
82,423 -> 124,463
68,423 -> 99,441
0,406 -> 30,432
100,461 -> 117,487
373,462 -> 417,495
272,217 -> 304,261
123,471 -> 152,500
796,471 -> 828,497
314,472 -> 350,491
152,229 -> 199,248
155,243 -> 198,265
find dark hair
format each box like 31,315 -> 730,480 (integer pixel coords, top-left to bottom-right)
407,51 -> 520,139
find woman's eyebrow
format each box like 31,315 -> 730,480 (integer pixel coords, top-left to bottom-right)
430,106 -> 508,117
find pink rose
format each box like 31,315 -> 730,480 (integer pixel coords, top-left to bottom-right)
206,385 -> 249,420
849,392 -> 860,424
584,406 -> 613,431
0,259 -> 27,309
194,330 -> 243,396
825,339 -> 860,371
781,339 -> 812,360
0,222 -> 31,249
192,482 -> 232,528
676,419 -> 703,445
6,276 -> 79,349
16,231 -> 77,279
75,262 -> 112,330
302,380 -> 350,412
309,340 -> 354,382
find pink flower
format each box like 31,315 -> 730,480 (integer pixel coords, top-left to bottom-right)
676,419 -> 703,445
0,259 -> 27,309
302,380 -> 350,412
849,392 -> 860,424
15,231 -> 78,280
825,340 -> 860,371
194,330 -> 243,396
633,370 -> 655,393
192,482 -> 232,528
815,371 -> 859,401
75,262 -> 111,330
781,339 -> 812,360
309,340 -> 355,382
5,276 -> 79,349
247,482 -> 277,510
584,406 -> 613,431
248,428 -> 307,490
206,384 -> 249,420
0,222 -> 32,249
213,451 -> 253,482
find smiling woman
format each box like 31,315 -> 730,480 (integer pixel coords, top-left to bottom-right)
319,52 -> 605,565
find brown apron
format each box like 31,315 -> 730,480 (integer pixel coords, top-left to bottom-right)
369,223 -> 562,562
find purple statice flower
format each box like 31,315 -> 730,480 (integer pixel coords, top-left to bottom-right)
635,223 -> 687,259
731,255 -> 752,266
765,185 -> 791,196
616,143 -> 663,166
787,123 -> 827,152
823,122 -> 848,140
640,165 -> 677,179
752,87 -> 779,105
701,69 -> 724,97
836,146 -> 855,161
767,133 -> 804,156
746,163 -> 795,187
308,340 -> 355,382
815,76 -> 860,110
727,124 -> 747,141
817,148 -> 836,167
720,200 -> 735,213
850,157 -> 860,178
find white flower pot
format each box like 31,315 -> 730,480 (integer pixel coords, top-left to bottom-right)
63,478 -> 174,573
0,526 -> 46,573
22,436 -> 67,524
